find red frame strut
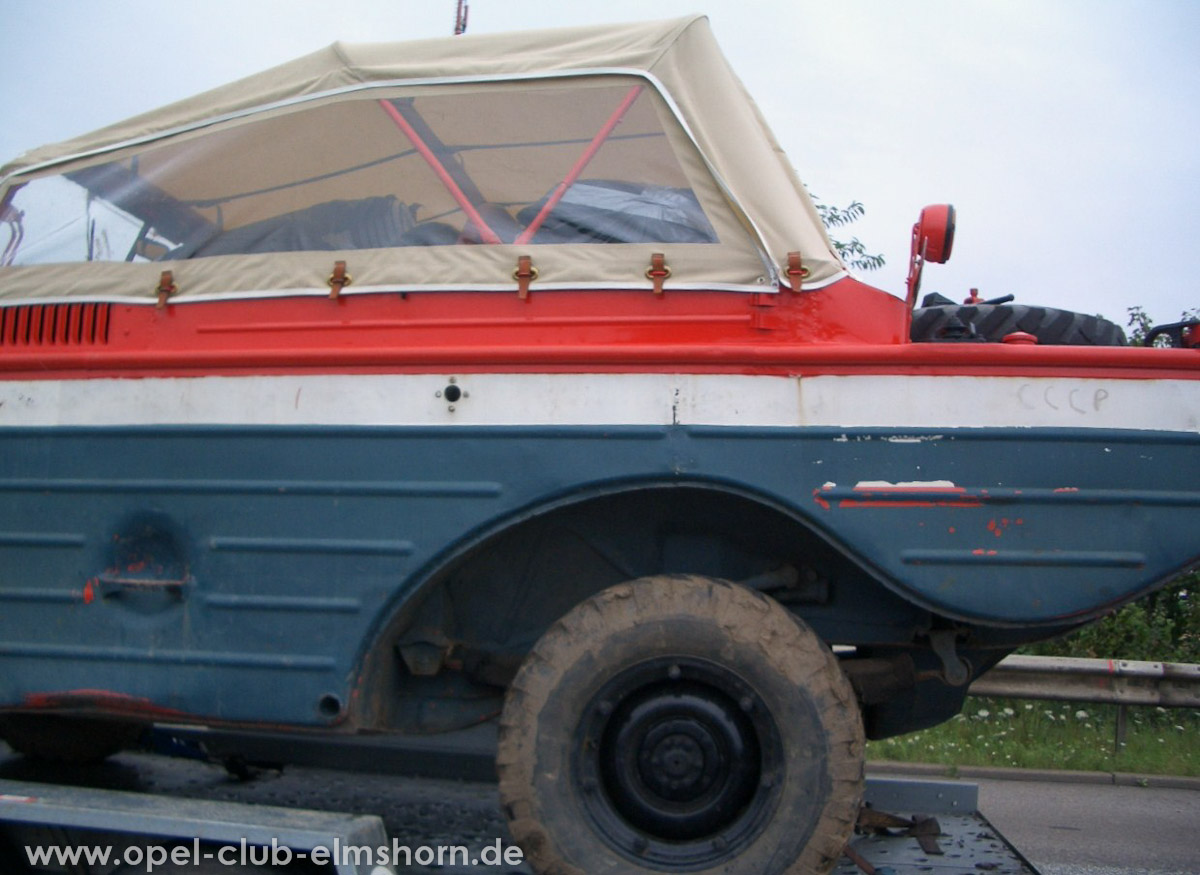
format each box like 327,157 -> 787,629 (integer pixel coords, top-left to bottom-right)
377,99 -> 502,244
515,84 -> 644,245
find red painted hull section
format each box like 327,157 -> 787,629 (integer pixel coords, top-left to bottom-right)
1,279 -> 1197,381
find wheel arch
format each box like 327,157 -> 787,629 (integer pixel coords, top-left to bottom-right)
348,477 -> 930,731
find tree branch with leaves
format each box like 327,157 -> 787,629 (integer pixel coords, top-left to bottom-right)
810,195 -> 885,272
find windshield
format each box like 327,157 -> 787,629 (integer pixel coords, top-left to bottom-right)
1,77 -> 720,267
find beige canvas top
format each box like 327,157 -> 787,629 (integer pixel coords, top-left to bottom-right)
0,15 -> 844,304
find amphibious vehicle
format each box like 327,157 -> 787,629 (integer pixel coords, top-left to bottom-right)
2,15 -> 1197,874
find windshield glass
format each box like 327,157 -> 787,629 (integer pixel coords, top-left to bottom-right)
2,77 -> 721,267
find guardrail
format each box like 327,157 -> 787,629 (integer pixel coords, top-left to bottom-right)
969,655 -> 1200,708
968,654 -> 1200,750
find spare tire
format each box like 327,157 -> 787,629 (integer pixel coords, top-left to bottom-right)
911,303 -> 1126,346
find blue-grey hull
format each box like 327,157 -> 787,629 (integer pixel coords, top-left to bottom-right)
1,423 -> 1196,725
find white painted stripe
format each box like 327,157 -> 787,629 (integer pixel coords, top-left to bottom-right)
798,374 -> 1200,432
0,373 -> 1196,432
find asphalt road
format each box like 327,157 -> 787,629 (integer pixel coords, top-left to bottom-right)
969,776 -> 1199,875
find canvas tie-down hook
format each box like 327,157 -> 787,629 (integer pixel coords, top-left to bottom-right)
513,255 -> 538,300
646,253 -> 670,296
328,261 -> 352,299
155,271 -> 177,309
785,251 -> 809,292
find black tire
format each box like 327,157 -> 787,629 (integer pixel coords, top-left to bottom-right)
911,303 -> 1126,345
497,575 -> 863,875
0,714 -> 143,764
1146,321 -> 1197,348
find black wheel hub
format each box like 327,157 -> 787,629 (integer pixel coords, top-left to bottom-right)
574,657 -> 784,868
607,685 -> 760,839
638,716 -> 716,801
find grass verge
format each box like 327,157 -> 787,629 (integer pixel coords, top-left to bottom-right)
867,698 -> 1200,777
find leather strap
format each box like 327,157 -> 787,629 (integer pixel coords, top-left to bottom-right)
328,260 -> 352,299
785,251 -> 808,291
155,271 -> 177,309
646,252 -> 670,296
513,255 -> 538,300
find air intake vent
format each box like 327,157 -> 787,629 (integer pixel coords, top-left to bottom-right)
0,303 -> 111,347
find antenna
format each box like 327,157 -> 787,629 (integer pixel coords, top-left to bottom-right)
454,0 -> 469,35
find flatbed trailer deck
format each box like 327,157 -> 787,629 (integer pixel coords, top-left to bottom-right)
1,739 -> 1037,874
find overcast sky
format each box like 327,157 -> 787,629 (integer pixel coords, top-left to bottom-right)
2,0 -> 1197,328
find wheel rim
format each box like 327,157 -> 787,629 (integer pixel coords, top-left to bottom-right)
574,657 -> 784,868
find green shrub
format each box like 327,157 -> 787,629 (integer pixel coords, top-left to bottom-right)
1021,572 -> 1199,664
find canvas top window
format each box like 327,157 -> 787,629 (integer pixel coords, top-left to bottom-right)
1,76 -> 735,267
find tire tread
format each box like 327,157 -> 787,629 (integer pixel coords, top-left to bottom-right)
911,303 -> 1126,345
498,575 -> 863,875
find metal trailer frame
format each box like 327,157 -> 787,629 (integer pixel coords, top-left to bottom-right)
1,770 -> 1040,875
0,777 -> 394,875
843,777 -> 1041,875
